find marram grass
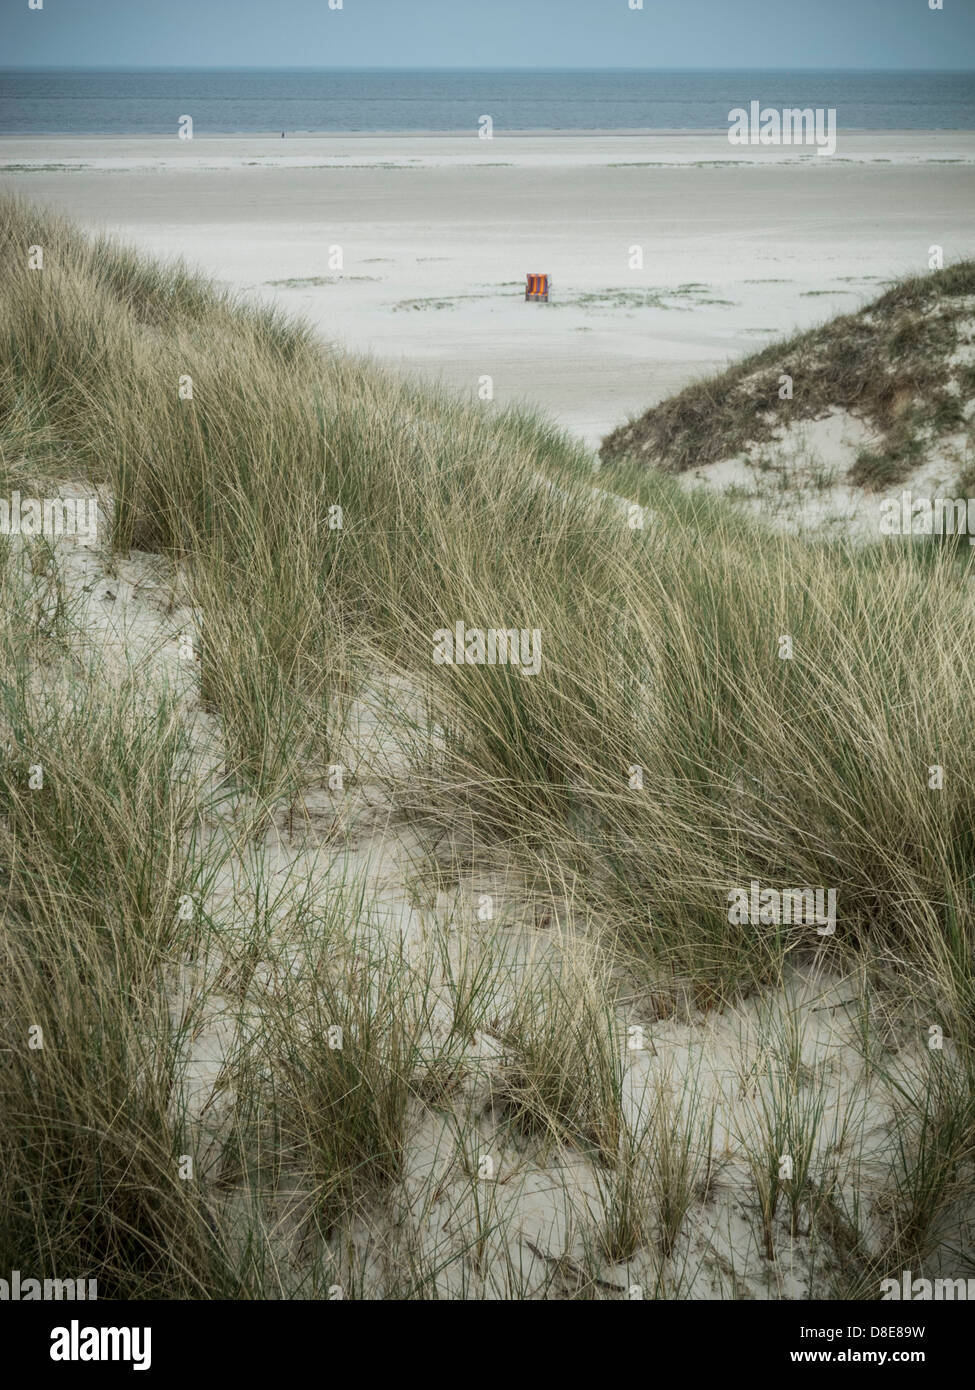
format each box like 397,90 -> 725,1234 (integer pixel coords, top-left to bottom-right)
0,194 -> 972,1299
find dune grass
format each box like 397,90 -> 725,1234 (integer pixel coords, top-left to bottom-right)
600,258 -> 975,480
0,193 -> 973,1299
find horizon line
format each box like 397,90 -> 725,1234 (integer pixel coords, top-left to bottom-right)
3,64 -> 974,73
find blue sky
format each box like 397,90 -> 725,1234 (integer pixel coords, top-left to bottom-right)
2,0 -> 974,70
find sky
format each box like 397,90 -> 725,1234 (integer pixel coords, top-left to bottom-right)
2,0 -> 974,70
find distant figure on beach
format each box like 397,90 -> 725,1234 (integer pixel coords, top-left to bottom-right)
281,131 -> 285,138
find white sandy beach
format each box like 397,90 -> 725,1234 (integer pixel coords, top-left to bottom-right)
4,130 -> 975,445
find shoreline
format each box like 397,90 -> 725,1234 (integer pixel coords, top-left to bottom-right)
2,131 -> 973,175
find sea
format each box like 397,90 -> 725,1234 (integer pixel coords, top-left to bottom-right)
1,68 -> 973,136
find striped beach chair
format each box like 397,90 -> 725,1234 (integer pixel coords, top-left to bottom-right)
525,273 -> 550,302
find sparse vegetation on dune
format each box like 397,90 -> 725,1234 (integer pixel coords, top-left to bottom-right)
0,195 -> 972,1299
600,261 -> 975,489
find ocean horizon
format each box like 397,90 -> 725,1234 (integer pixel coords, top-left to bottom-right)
2,67 -> 974,136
